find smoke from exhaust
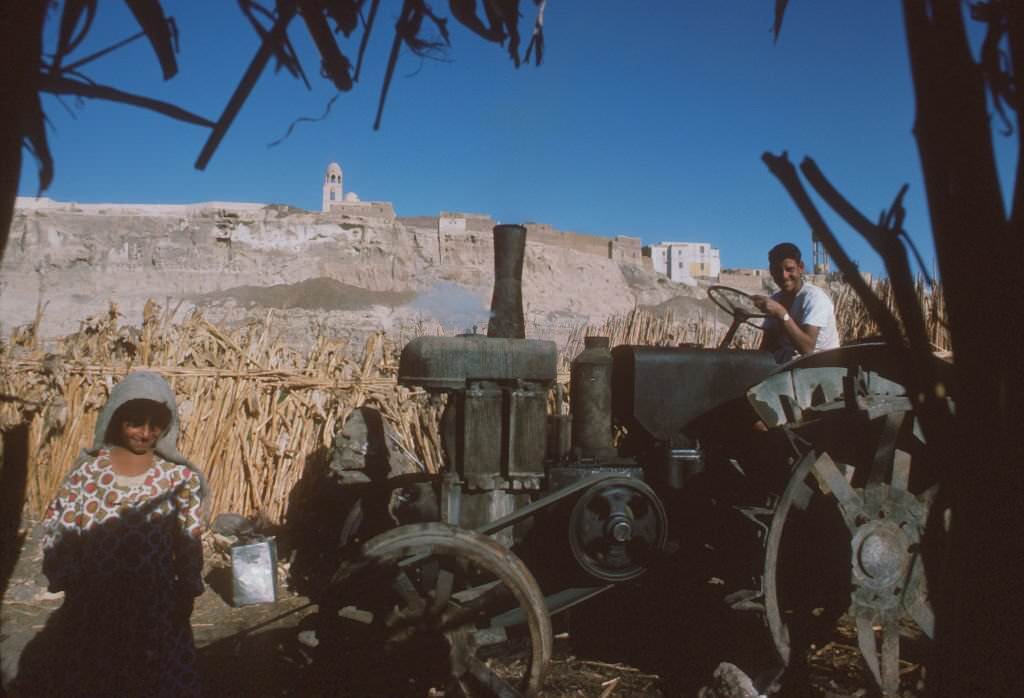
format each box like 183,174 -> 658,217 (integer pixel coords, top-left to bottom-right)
406,281 -> 491,333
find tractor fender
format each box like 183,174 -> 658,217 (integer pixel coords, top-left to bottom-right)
746,343 -> 953,429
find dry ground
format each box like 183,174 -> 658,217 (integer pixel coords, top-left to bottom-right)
2,519 -> 925,697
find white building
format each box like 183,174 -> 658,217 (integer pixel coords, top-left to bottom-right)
320,161 -> 396,220
322,162 -> 344,212
645,242 -> 721,285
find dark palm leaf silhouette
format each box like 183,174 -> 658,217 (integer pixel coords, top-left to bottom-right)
123,0 -> 179,79
52,0 -> 99,73
3,0 -> 546,265
772,0 -> 789,43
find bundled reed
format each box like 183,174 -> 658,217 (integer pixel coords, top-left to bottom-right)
832,278 -> 950,354
1,280 -> 949,524
1,302 -> 438,523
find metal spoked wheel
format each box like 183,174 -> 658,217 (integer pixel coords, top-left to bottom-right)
763,410 -> 936,696
316,523 -> 553,697
569,477 -> 668,582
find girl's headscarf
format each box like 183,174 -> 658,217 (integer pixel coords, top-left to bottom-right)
79,371 -> 209,498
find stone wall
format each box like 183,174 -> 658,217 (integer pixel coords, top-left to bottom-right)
396,215 -> 437,229
523,223 -> 610,259
407,215 -> 651,269
719,269 -> 772,292
326,201 -> 396,220
610,235 -> 643,265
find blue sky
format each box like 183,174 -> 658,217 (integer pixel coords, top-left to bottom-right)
18,1 -> 1018,276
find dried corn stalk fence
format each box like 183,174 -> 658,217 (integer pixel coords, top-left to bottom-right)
0,302 -> 444,524
1,281 -> 948,523
833,278 -> 950,355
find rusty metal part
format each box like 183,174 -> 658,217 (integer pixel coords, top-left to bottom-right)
612,345 -> 777,442
398,336 -> 557,391
474,472 -> 623,537
570,336 -> 615,459
761,408 -> 935,697
747,360 -> 912,431
322,523 -> 552,697
568,477 -> 667,582
488,224 -> 527,339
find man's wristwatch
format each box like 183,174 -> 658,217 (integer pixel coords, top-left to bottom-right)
781,312 -> 791,323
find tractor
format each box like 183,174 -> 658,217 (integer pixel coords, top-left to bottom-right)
308,225 -> 945,697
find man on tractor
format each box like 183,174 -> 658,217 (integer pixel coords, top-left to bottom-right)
753,242 -> 839,363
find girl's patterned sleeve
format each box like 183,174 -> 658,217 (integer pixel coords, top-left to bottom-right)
174,468 -> 206,598
41,476 -> 82,593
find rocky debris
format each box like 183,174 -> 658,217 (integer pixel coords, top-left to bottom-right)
210,512 -> 259,538
697,663 -> 764,698
195,276 -> 416,313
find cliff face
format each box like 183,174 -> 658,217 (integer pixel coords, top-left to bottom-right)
0,199 -> 696,347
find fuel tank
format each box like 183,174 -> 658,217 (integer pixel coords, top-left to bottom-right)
612,345 -> 777,441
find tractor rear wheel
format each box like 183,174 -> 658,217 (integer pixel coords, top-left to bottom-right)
315,523 -> 553,697
763,409 -> 936,696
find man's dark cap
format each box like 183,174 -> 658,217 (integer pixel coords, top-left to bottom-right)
768,242 -> 802,267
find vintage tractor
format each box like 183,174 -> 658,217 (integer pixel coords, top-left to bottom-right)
311,225 -> 945,697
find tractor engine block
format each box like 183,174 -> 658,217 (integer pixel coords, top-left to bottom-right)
398,334 -> 557,534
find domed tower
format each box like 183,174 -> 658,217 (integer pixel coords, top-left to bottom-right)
322,162 -> 343,212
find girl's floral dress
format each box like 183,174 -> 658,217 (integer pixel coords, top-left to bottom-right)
41,449 -> 205,697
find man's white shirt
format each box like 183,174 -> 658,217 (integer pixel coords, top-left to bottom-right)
764,283 -> 840,363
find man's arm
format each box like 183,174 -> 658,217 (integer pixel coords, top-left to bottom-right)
753,296 -> 819,355
786,317 -> 819,355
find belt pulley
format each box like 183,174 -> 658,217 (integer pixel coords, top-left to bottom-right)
568,477 -> 668,582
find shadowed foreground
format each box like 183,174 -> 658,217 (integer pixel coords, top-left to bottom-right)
2,517 -> 927,697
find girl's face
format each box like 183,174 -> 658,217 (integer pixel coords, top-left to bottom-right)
117,415 -> 164,455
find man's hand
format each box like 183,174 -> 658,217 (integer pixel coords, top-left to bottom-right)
753,295 -> 819,356
751,295 -> 787,319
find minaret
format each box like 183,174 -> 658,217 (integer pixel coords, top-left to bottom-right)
322,162 -> 343,212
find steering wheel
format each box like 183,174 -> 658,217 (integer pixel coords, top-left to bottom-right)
707,285 -> 768,349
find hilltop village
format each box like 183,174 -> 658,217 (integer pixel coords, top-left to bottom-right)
320,161 -> 772,291
1,162 -> 789,346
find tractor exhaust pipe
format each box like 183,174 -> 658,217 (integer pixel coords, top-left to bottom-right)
487,224 -> 527,339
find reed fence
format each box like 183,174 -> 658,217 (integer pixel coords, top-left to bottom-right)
833,278 -> 950,353
0,301 -> 440,523
0,279 -> 948,524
